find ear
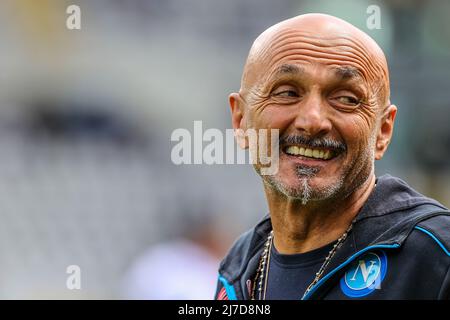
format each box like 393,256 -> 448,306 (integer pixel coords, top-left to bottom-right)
375,104 -> 397,160
229,92 -> 248,149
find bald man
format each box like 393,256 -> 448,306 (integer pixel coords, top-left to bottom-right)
215,14 -> 450,300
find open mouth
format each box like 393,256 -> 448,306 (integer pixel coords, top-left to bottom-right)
282,145 -> 338,160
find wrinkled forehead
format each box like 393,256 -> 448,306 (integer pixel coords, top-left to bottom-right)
245,26 -> 388,93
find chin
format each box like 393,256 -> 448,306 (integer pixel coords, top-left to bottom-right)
264,170 -> 344,202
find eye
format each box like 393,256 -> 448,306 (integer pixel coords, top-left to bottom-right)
274,90 -> 299,97
271,85 -> 300,98
335,96 -> 360,106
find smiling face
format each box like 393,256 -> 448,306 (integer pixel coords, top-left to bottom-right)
230,14 -> 396,204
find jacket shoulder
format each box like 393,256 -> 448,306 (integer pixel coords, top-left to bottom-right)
219,228 -> 255,276
414,212 -> 450,257
215,228 -> 256,300
219,215 -> 271,281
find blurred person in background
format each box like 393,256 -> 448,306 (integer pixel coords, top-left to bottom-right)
215,13 -> 450,300
122,210 -> 230,299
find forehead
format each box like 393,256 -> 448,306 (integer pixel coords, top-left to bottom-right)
255,28 -> 378,84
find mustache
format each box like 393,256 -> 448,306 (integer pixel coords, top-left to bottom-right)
280,134 -> 347,154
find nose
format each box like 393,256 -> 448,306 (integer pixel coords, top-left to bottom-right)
293,91 -> 332,137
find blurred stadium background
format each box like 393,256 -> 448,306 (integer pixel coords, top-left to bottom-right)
0,0 -> 449,299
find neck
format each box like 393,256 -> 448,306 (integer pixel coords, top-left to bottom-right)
265,174 -> 376,254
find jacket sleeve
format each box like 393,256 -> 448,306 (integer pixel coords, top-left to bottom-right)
416,214 -> 450,299
438,264 -> 450,299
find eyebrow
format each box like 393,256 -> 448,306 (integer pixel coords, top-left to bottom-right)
272,64 -> 303,78
269,64 -> 364,86
332,66 -> 362,80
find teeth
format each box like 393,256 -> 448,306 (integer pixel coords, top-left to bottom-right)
305,149 -> 312,157
285,146 -> 333,160
313,150 -> 320,158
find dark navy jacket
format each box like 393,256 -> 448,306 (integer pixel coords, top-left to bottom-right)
215,175 -> 450,300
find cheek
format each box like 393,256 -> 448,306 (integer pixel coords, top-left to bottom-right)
337,114 -> 376,154
248,100 -> 297,130
356,109 -> 378,149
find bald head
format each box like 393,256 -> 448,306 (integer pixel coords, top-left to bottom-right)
241,13 -> 390,107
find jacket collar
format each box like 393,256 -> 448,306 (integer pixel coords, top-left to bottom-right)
355,174 -> 445,222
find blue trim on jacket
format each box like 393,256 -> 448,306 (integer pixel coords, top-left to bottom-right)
415,226 -> 450,257
218,274 -> 238,300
